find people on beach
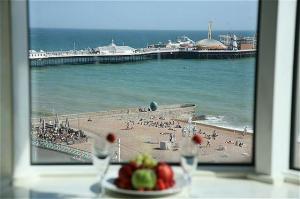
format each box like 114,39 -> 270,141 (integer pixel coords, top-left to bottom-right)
125,120 -> 134,130
33,119 -> 88,145
138,107 -> 148,112
225,139 -> 234,144
212,130 -> 218,140
206,140 -> 211,147
175,122 -> 182,128
243,126 -> 248,136
169,132 -> 176,143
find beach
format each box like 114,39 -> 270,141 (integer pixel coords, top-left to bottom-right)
55,108 -> 253,164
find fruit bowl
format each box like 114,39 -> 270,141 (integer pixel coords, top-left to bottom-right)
102,173 -> 187,197
102,154 -> 188,196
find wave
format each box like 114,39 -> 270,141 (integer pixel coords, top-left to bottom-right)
194,114 -> 254,133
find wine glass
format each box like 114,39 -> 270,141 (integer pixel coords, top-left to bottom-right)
180,117 -> 199,197
180,137 -> 198,184
92,136 -> 113,195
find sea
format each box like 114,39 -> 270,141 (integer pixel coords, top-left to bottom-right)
30,28 -> 256,132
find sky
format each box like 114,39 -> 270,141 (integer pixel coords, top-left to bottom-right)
29,0 -> 259,31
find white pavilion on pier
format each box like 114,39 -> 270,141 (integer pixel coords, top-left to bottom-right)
94,40 -> 136,55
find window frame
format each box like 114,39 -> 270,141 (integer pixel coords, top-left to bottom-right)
29,0 -> 259,167
290,0 -> 300,172
0,0 -> 14,189
10,0 -> 299,180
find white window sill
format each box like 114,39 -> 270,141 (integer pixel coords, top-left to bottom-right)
284,170 -> 300,185
2,166 -> 299,198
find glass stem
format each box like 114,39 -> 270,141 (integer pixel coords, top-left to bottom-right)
98,164 -> 110,196
188,175 -> 193,197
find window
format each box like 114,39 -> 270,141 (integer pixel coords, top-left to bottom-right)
29,0 -> 259,165
291,1 -> 300,171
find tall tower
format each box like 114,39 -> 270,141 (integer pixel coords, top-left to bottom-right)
208,21 -> 213,40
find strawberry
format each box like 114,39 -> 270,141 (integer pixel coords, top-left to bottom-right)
156,179 -> 166,190
106,133 -> 116,143
192,134 -> 203,145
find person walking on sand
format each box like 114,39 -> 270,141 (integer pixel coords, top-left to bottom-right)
206,140 -> 211,147
243,126 -> 248,136
172,133 -> 176,143
126,121 -> 130,130
169,133 -> 174,143
212,130 -> 218,139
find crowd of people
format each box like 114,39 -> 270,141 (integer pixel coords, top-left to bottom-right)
135,117 -> 180,130
32,117 -> 88,145
122,114 -> 247,152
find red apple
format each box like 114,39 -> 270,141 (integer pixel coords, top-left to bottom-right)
118,164 -> 133,179
115,177 -> 131,189
156,179 -> 166,190
156,163 -> 174,184
129,161 -> 139,171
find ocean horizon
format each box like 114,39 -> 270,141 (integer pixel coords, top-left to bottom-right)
30,28 -> 256,131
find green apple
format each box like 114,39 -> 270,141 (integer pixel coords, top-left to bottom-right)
131,169 -> 157,189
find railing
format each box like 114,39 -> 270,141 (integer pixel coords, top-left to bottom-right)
32,138 -> 93,161
28,48 -> 181,59
32,138 -> 121,162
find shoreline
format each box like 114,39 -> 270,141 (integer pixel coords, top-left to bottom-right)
192,121 -> 253,134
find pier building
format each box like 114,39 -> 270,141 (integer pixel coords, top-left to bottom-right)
93,40 -> 136,55
166,36 -> 195,48
219,34 -> 256,50
195,21 -> 227,50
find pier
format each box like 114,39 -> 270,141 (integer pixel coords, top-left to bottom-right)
29,48 -> 256,67
29,22 -> 257,67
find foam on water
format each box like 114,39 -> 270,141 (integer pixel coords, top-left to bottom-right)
194,115 -> 254,133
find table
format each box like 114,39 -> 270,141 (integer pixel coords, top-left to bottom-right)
2,166 -> 299,198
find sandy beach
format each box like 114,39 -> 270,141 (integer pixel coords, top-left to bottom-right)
66,112 -> 253,164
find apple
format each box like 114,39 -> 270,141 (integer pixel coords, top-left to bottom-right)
156,179 -> 166,190
156,163 -> 174,187
131,169 -> 157,190
115,177 -> 131,189
118,164 -> 133,179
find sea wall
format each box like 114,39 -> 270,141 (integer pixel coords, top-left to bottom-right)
32,104 -> 196,124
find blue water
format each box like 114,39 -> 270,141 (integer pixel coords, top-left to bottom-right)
30,29 -> 256,130
29,28 -> 256,50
